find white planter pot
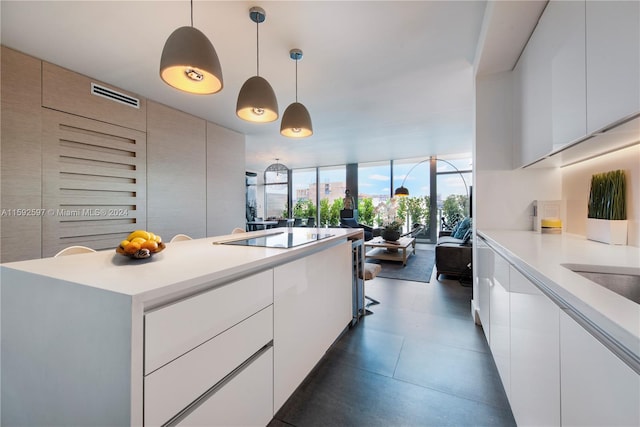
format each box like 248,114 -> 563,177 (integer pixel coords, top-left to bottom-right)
586,218 -> 628,245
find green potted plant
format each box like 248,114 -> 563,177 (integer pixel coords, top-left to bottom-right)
586,169 -> 627,245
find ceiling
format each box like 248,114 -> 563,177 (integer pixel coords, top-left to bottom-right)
1,1 -> 543,172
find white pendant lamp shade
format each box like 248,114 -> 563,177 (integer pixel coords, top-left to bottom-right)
281,102 -> 313,137
236,76 -> 279,122
280,48 -> 313,138
236,7 -> 279,123
160,26 -> 223,95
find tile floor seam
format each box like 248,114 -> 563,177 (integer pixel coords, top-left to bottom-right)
391,334 -> 407,378
387,374 -> 512,412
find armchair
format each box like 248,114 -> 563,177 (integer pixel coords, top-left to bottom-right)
340,217 -> 381,241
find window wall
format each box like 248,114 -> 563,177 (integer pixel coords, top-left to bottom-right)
357,161 -> 390,226
255,154 -> 471,236
436,158 -> 471,230
393,158 -> 432,237
291,168 -> 317,226
264,164 -> 288,219
318,166 -> 346,226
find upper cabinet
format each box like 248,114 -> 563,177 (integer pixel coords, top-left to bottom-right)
586,0 -> 640,134
514,0 -> 639,168
514,0 -> 586,167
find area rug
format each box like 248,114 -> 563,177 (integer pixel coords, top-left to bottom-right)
368,249 -> 435,283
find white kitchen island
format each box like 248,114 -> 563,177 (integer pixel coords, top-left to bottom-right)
1,227 -> 363,426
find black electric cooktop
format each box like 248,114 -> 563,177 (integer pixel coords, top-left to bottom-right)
218,231 -> 334,249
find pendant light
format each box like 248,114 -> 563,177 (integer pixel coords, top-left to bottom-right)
236,7 -> 279,123
280,49 -> 313,138
159,0 -> 223,94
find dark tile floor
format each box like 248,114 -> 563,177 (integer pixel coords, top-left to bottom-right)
269,258 -> 516,427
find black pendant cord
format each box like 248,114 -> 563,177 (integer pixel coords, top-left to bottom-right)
190,0 -> 193,27
295,59 -> 299,102
256,19 -> 260,76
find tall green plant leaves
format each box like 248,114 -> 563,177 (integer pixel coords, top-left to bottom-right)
588,170 -> 626,220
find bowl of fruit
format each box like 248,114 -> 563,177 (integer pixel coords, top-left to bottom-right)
116,230 -> 165,259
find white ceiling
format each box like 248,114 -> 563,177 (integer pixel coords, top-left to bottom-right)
0,1 -> 543,172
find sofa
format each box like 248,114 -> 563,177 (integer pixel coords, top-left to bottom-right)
435,218 -> 472,279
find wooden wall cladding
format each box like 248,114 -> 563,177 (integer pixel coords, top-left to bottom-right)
42,62 -> 146,132
147,101 -> 207,241
41,109 -> 147,257
206,122 -> 246,236
1,47 -> 43,262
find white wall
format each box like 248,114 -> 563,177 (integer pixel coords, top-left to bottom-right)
562,145 -> 640,247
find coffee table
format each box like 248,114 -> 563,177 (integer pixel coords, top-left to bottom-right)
364,236 -> 416,266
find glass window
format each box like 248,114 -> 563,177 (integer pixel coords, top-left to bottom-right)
318,165 -> 346,227
393,158 -> 431,233
357,161 -> 390,226
291,168 -> 317,226
436,156 -> 471,230
246,172 -> 257,222
264,162 -> 289,219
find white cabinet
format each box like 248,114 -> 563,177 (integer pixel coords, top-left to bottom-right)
143,270 -> 274,426
586,0 -> 640,134
510,267 -> 560,427
514,0 -> 586,167
475,238 -> 492,335
560,311 -> 640,427
144,307 -> 273,426
144,270 -> 273,374
489,247 -> 510,397
273,241 -> 352,411
176,348 -> 274,427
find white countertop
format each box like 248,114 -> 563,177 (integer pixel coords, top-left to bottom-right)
478,230 -> 639,363
0,228 -> 362,306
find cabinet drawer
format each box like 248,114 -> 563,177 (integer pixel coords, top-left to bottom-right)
144,269 -> 273,374
175,347 -> 274,427
145,306 -> 273,427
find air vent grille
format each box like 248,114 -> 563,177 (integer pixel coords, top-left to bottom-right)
91,83 -> 140,109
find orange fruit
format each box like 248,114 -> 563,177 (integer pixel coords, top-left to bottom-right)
141,240 -> 158,252
124,241 -> 141,254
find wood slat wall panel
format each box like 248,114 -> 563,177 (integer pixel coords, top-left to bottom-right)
42,109 -> 147,257
42,62 -> 147,132
0,47 -> 43,262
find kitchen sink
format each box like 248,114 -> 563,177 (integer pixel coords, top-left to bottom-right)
562,264 -> 640,304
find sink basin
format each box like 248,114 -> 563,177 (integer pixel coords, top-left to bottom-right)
562,264 -> 640,304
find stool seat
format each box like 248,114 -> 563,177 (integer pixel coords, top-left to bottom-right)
361,262 -> 382,280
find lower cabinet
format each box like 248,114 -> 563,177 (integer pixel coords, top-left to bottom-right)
510,267 -> 560,427
475,238 -> 492,335
479,236 -> 639,427
176,348 -> 274,427
144,306 -> 273,426
560,311 -> 640,427
489,249 -> 510,398
273,241 -> 352,411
